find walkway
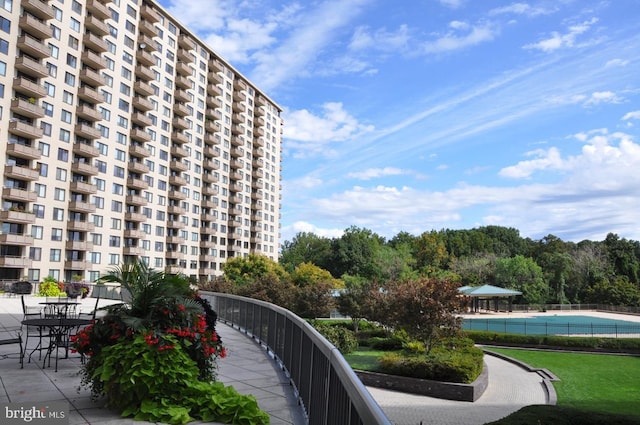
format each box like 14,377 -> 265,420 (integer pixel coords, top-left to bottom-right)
0,296 -> 305,425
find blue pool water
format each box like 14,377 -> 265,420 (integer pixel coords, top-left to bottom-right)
462,314 -> 640,336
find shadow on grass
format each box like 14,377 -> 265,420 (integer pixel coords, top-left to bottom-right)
487,405 -> 640,425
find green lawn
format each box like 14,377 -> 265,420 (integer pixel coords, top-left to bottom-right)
343,347 -> 387,371
486,348 -> 640,417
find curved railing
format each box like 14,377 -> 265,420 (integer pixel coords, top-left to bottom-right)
201,292 -> 391,425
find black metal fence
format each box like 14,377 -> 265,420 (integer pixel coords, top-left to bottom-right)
202,292 -> 391,425
463,319 -> 640,337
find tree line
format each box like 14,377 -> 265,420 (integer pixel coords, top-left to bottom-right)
279,225 -> 640,307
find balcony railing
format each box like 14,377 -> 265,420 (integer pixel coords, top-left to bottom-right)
202,293 -> 391,425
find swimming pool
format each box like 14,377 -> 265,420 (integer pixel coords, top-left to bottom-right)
462,314 -> 640,336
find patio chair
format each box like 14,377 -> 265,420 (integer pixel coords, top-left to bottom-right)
0,331 -> 23,368
77,297 -> 100,320
21,296 -> 45,360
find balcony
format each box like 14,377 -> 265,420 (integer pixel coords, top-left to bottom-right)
22,0 -> 55,20
200,226 -> 216,235
9,121 -> 43,139
126,177 -> 148,190
256,96 -> 267,107
233,91 -> 247,102
231,135 -> 245,147
0,210 -> 35,224
76,104 -> 102,121
204,120 -> 217,132
0,233 -> 33,246
176,61 -> 191,76
169,175 -> 187,186
232,101 -> 245,112
172,117 -> 189,130
135,64 -> 154,81
138,34 -> 155,50
129,143 -> 151,158
202,186 -> 218,196
254,137 -> 265,147
13,77 -> 47,98
167,204 -> 186,215
178,34 -> 195,50
68,200 -> 96,213
209,59 -> 223,73
4,165 -> 39,181
124,229 -> 145,239
136,49 -> 155,66
17,35 -> 49,58
254,127 -> 265,137
10,98 -> 44,118
15,56 -> 48,78
124,212 -> 146,222
176,48 -> 191,63
73,142 -> 100,157
70,180 -> 97,194
173,102 -> 190,116
123,246 -> 145,256
168,190 -> 187,201
128,161 -> 150,174
170,146 -> 188,158
80,68 -> 105,86
125,194 -> 147,206
70,161 -> 99,176
140,4 -> 161,23
85,15 -> 109,35
132,96 -> 153,111
201,200 -> 216,209
166,221 -> 185,230
207,84 -> 222,97
199,240 -> 216,248
130,128 -> 151,142
139,20 -> 158,37
78,85 -> 104,103
202,159 -> 218,170
206,96 -> 222,109
174,89 -> 190,103
19,15 -> 51,39
252,168 -> 264,178
233,79 -> 248,91
67,220 -> 95,232
204,133 -> 220,145
2,188 -> 37,202
131,112 -> 152,127
175,75 -> 191,89
169,160 -> 188,172
171,131 -> 189,145
6,143 -> 41,160
81,50 -> 107,69
254,105 -> 265,116
66,240 -> 93,251
202,173 -> 218,184
203,146 -> 219,157
208,70 -> 222,85
74,123 -> 101,139
0,257 -> 32,268
134,80 -> 154,96
64,259 -> 90,269
165,265 -> 183,274
87,0 -> 110,19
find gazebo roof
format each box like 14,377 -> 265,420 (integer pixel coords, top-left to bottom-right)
458,284 -> 522,297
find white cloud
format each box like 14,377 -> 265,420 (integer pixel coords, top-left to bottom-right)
282,102 -> 374,157
422,22 -> 497,54
281,221 -> 344,241
584,91 -> 624,106
349,25 -> 411,53
162,0 -> 228,32
489,3 -> 556,17
622,111 -> 640,121
523,18 -> 599,52
548,91 -> 624,107
296,131 -> 640,241
347,167 -> 415,180
499,147 -> 566,179
605,58 -> 629,68
438,0 -> 464,9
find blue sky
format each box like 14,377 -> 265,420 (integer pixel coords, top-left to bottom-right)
157,0 -> 640,244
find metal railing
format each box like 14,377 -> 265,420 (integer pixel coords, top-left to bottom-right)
202,292 -> 391,425
463,319 -> 640,337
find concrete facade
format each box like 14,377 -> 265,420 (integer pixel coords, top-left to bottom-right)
0,0 -> 283,284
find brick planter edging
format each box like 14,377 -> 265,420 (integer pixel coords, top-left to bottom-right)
355,361 -> 488,402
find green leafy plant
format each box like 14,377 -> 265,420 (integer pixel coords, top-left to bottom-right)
92,334 -> 269,425
38,276 -> 65,297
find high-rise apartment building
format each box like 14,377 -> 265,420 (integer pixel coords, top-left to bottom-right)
0,0 -> 282,284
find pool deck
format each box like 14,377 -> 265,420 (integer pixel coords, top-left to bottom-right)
461,310 -> 640,322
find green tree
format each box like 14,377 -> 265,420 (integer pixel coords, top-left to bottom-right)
603,233 -> 640,283
539,252 -> 572,304
383,277 -> 463,353
279,232 -> 333,273
567,241 -> 610,303
449,254 -> 497,286
222,254 -> 288,287
329,226 -> 383,279
289,262 -> 339,319
336,276 -> 373,334
494,255 -> 548,304
414,230 -> 449,271
583,277 -> 640,306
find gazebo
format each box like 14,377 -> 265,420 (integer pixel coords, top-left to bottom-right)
458,284 -> 522,313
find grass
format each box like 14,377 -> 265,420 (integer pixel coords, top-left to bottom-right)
486,405 -> 640,425
486,348 -> 640,417
342,347 -> 388,371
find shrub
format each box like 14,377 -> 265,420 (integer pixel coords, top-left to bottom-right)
38,276 -> 65,297
311,321 -> 358,354
378,344 -> 483,384
368,336 -> 405,351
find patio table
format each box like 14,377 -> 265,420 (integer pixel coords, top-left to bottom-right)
21,318 -> 92,372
